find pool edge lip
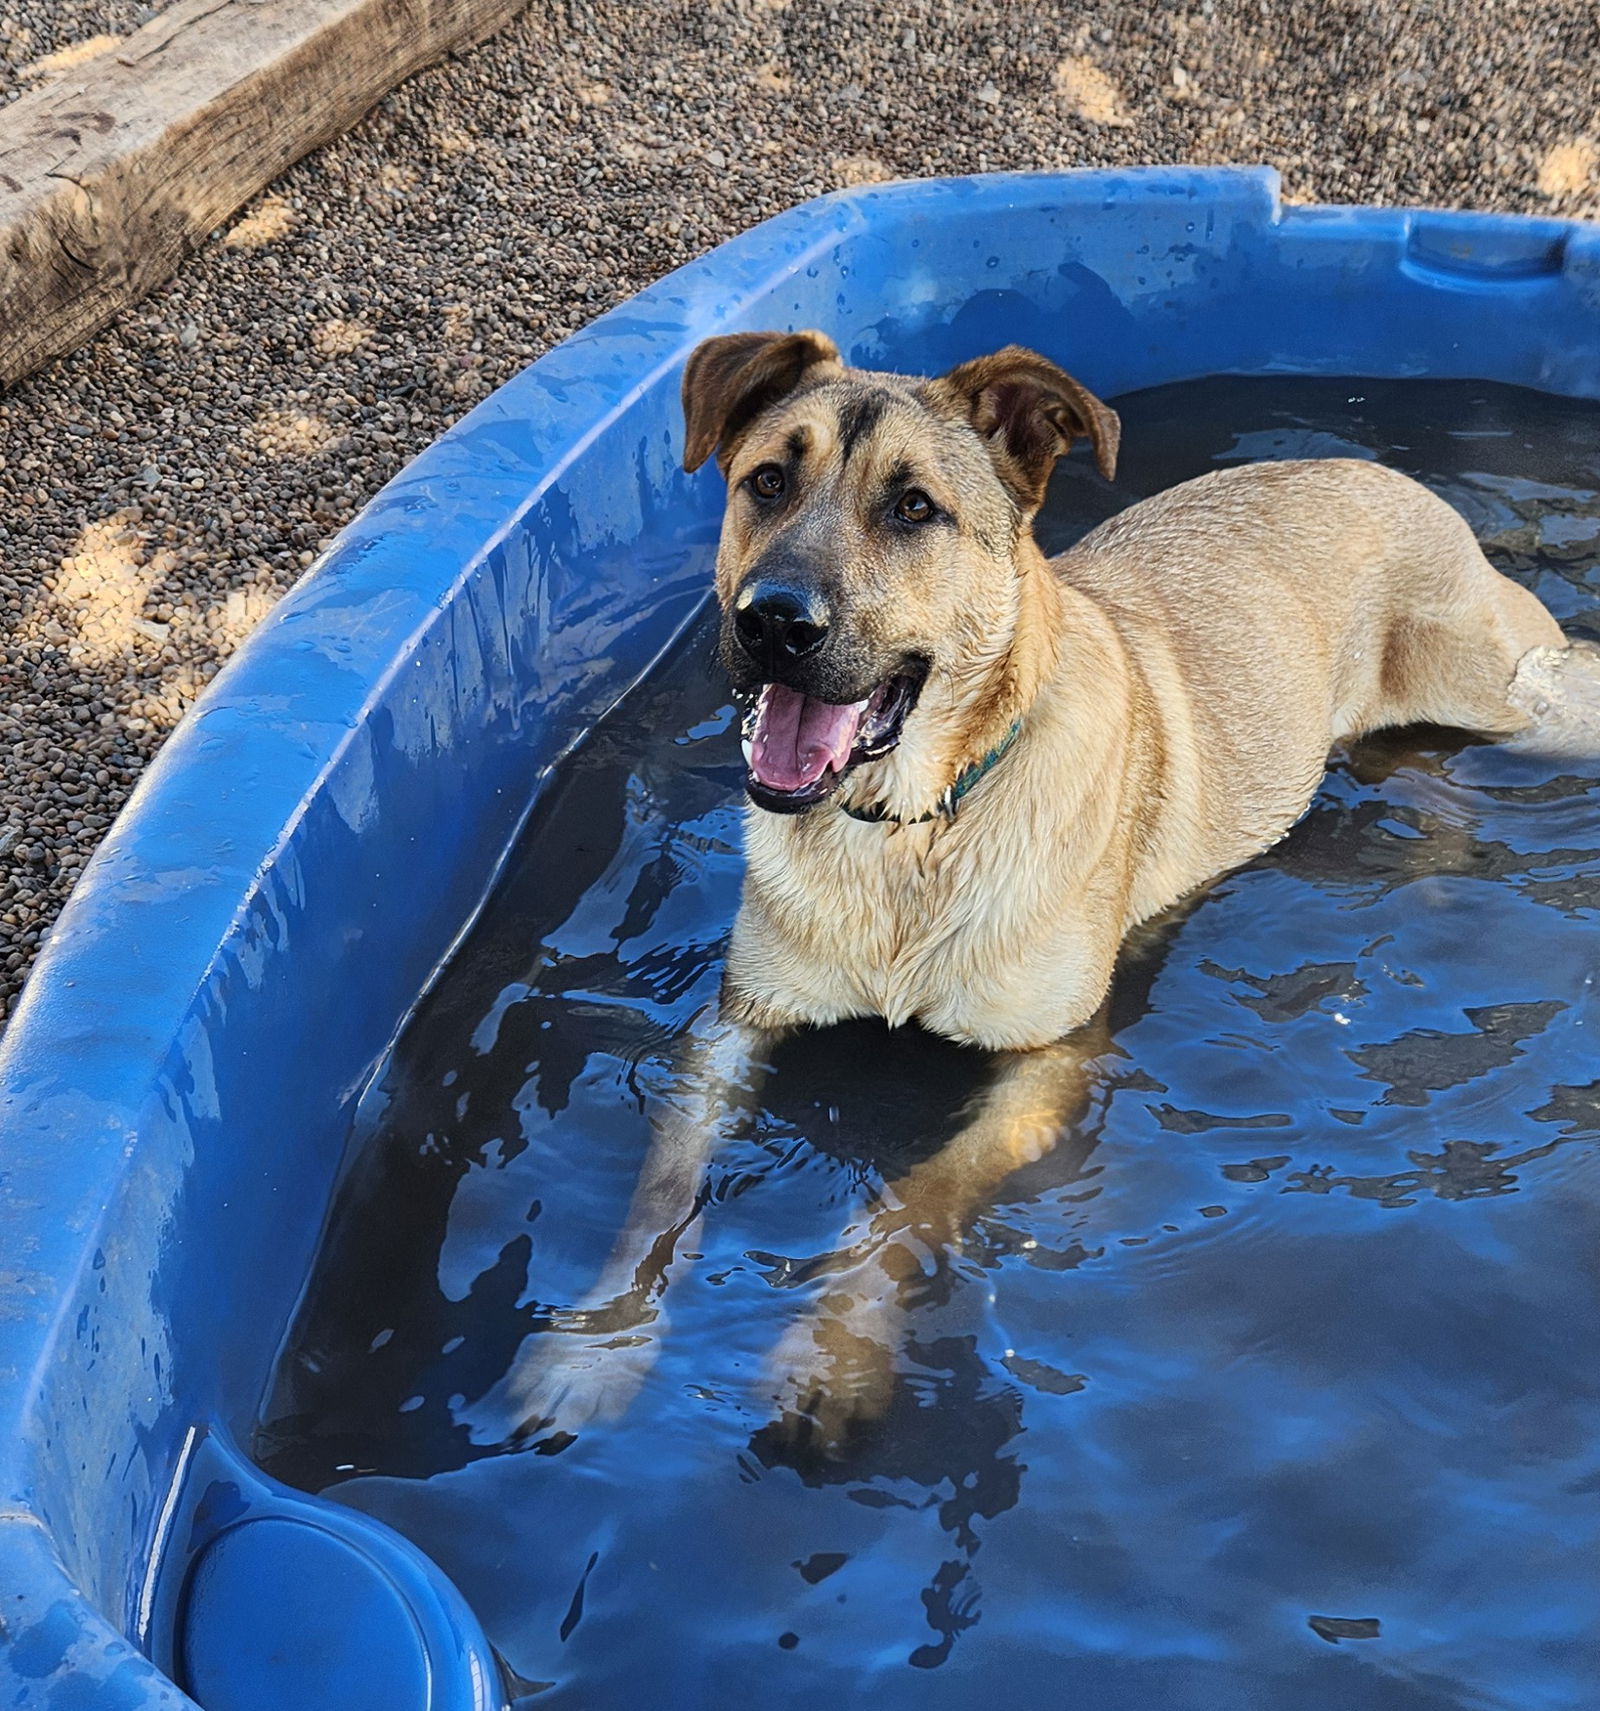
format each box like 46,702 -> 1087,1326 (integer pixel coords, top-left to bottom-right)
4,162 -> 1600,1706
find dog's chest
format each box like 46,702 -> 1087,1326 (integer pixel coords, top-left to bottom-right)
750,810 -> 1014,1020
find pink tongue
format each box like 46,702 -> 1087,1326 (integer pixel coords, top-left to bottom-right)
749,683 -> 864,792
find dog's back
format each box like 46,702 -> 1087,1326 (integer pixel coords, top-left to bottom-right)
1061,458 -> 1559,732
1051,458 -> 1565,902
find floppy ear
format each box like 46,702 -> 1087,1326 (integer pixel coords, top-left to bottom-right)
681,329 -> 842,474
926,346 -> 1120,508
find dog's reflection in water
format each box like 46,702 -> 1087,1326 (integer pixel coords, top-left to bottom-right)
504,1007 -> 1116,1455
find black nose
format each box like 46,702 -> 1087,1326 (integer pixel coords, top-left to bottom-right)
733,580 -> 831,667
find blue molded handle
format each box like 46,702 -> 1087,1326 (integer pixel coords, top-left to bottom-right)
143,1431 -> 504,1711
1405,211 -> 1569,281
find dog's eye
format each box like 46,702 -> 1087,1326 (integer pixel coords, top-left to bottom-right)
748,464 -> 786,501
895,488 -> 935,524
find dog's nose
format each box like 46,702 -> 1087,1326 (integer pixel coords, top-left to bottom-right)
733,580 -> 831,665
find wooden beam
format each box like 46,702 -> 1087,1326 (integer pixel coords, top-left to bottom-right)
0,0 -> 530,390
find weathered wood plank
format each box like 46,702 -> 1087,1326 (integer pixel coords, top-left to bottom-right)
0,0 -> 530,389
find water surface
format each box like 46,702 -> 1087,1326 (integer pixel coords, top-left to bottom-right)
259,377 -> 1600,1711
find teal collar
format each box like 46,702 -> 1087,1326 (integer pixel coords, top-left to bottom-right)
839,719 -> 1023,825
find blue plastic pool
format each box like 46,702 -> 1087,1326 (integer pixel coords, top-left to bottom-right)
2,166 -> 1599,1709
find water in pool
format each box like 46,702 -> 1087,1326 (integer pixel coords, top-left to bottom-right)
258,377 -> 1600,1711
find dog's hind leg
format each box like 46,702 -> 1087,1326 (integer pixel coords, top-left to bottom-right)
1368,530 -> 1569,739
768,1018 -> 1114,1451
503,1013 -> 780,1443
1382,572 -> 1600,755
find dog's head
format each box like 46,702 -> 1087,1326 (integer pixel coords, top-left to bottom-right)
682,330 -> 1118,814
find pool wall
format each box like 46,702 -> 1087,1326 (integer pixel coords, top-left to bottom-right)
1,166 -> 1598,1707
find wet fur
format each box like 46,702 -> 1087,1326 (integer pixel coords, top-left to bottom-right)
695,335 -> 1567,1050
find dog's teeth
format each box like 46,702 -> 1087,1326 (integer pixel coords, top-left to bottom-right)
741,737 -> 754,765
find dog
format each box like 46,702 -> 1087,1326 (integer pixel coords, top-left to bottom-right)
505,332 -> 1598,1446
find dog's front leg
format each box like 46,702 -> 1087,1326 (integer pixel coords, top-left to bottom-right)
506,1013 -> 778,1442
771,1023 -> 1110,1450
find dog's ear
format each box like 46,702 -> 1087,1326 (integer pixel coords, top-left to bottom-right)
681,329 -> 842,473
927,346 -> 1120,508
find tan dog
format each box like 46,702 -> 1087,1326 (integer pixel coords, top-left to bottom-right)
505,333 -> 1596,1446
690,329 -> 1574,1050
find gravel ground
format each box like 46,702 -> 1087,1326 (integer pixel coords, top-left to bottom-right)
0,0 -> 1596,1025
0,2 -> 151,104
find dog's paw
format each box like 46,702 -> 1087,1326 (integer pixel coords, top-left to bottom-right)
1507,641 -> 1600,756
766,1291 -> 904,1455
505,1325 -> 659,1446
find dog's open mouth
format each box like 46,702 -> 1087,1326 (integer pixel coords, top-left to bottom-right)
741,666 -> 925,812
